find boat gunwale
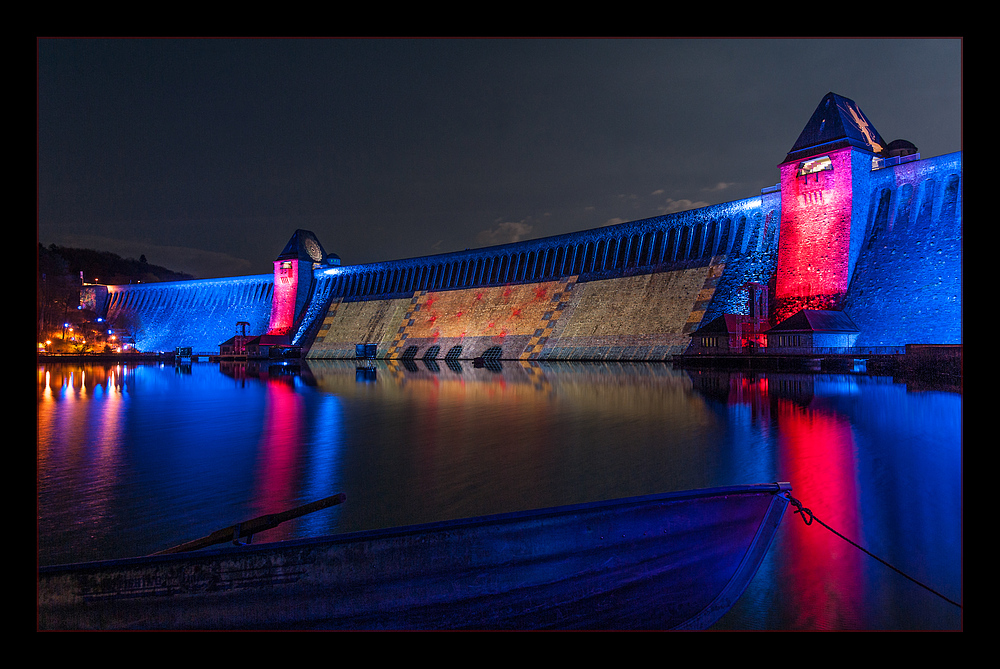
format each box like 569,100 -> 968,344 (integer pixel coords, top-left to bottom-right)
39,482 -> 791,574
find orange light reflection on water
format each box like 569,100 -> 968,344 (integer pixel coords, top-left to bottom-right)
37,364 -> 130,550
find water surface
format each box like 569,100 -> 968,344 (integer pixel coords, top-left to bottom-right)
36,359 -> 962,630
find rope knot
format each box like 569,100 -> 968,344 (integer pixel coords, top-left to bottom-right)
788,494 -> 814,525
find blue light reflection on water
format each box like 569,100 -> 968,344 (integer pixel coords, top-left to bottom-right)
36,360 -> 961,629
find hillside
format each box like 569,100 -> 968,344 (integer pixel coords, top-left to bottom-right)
40,244 -> 195,285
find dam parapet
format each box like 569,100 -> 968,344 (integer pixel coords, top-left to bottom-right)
306,193 -> 781,362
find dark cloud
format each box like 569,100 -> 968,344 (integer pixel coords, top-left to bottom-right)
476,219 -> 538,247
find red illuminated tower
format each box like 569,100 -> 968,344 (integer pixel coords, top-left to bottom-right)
268,230 -> 329,338
773,93 -> 886,324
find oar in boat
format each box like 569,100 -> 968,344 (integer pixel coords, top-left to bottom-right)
151,492 -> 347,556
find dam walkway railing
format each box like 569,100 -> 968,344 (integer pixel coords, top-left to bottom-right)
753,346 -> 906,356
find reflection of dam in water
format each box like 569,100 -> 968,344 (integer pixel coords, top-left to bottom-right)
87,93 -> 962,358
304,358 -> 700,399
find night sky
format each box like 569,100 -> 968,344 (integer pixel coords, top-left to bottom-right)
38,38 -> 962,279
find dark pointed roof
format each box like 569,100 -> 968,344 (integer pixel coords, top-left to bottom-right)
691,314 -> 745,336
276,229 -> 327,263
766,309 -> 859,334
782,93 -> 886,164
218,333 -> 292,347
689,314 -> 771,337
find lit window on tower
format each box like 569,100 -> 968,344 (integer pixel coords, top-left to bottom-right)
279,261 -> 293,284
797,156 -> 833,177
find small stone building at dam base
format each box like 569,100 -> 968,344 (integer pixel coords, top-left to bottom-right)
89,93 -> 961,364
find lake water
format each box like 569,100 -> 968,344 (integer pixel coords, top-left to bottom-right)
36,359 -> 963,630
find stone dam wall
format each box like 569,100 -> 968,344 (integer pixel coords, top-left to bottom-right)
307,194 -> 781,361
843,152 -> 963,346
91,152 -> 960,358
98,275 -> 274,354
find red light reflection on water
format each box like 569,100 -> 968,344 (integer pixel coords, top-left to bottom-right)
712,372 -> 868,628
252,378 -> 305,541
727,374 -> 771,423
776,398 -> 863,629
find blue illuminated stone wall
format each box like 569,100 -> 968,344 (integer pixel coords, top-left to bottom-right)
843,152 -> 962,346
100,275 -> 275,353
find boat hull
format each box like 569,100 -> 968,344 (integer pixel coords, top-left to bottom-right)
38,483 -> 791,630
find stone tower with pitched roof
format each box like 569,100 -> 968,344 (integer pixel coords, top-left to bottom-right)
773,92 -> 888,323
268,229 -> 330,337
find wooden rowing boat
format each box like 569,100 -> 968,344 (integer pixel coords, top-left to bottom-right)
38,482 -> 792,630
